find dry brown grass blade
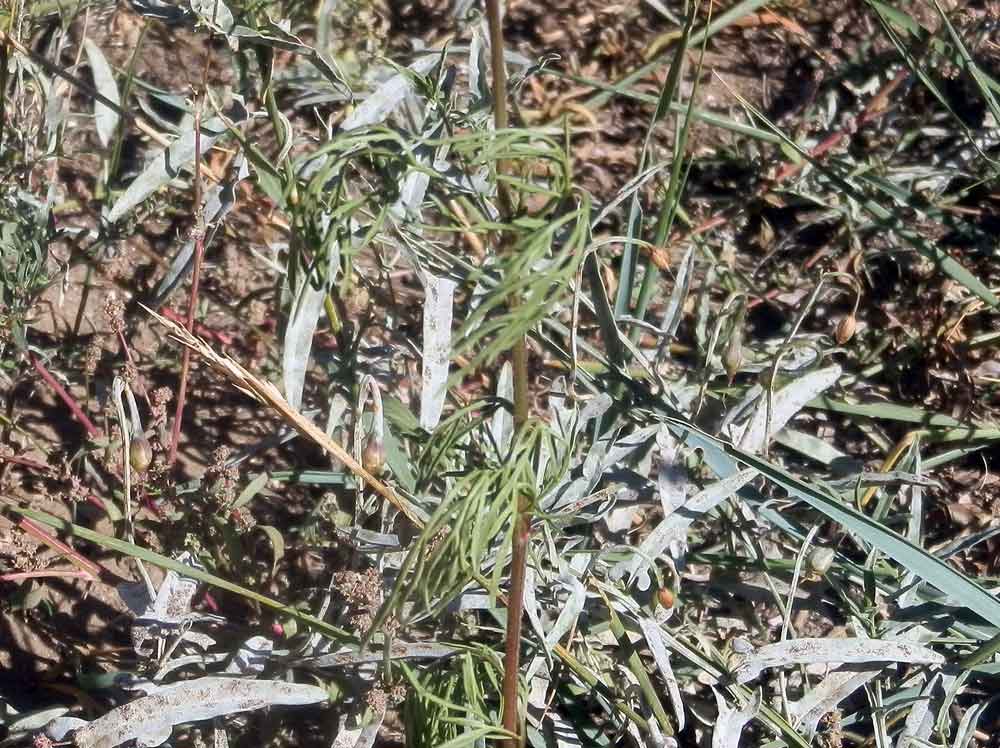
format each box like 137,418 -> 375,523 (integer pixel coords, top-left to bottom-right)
141,304 -> 424,528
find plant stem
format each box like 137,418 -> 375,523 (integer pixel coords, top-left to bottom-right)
486,2 -> 529,745
29,353 -> 100,438
166,100 -> 207,469
18,517 -> 103,579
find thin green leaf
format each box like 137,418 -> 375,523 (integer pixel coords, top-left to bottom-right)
14,507 -> 354,642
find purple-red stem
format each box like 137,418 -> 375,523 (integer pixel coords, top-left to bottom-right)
166,104 -> 206,470
29,352 -> 100,439
18,517 -> 102,579
0,453 -> 50,472
1,569 -> 95,582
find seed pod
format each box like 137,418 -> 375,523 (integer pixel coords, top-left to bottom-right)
808,546 -> 835,576
722,333 -> 744,380
129,434 -> 153,474
657,586 -> 675,609
835,314 -> 856,344
362,438 -> 385,477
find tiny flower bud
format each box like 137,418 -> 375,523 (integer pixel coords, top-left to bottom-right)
129,434 -> 153,474
835,315 -> 856,344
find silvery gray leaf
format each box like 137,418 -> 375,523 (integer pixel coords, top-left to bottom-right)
731,638 -> 944,685
419,273 -> 456,431
334,526 -> 401,552
229,22 -> 348,93
543,425 -> 656,514
190,0 -> 235,33
789,665 -> 884,738
656,425 -> 686,517
719,383 -> 763,442
639,616 -> 685,732
213,721 -> 229,748
467,25 -> 490,106
284,257 -> 336,410
128,0 -> 192,22
544,575 -> 587,650
772,427 -> 847,466
712,689 -> 760,748
82,40 -> 120,148
342,56 -> 438,131
739,365 -> 841,454
610,469 -> 758,589
896,673 -> 955,748
152,155 -> 250,306
45,678 -> 327,748
604,503 -> 636,534
224,636 -> 274,674
490,362 -> 514,453
2,706 -> 70,746
949,698 -> 990,748
545,710 -> 585,748
124,552 -> 220,657
298,641 -> 457,669
656,246 -> 695,356
108,99 -> 249,223
392,170 -> 430,220
523,565 -> 547,651
335,708 -> 384,748
44,717 -> 89,741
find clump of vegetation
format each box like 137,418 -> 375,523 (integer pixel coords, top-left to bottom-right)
2,1 -> 1000,747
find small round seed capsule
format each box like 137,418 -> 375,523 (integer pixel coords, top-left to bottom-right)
657,586 -> 675,609
808,546 -> 836,576
723,335 -> 744,380
129,434 -> 153,474
835,314 -> 857,344
362,438 -> 385,477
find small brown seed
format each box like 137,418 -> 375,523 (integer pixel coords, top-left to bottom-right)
835,314 -> 856,344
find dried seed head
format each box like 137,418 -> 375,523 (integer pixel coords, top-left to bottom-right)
362,438 -> 385,477
129,434 -> 153,474
656,586 -> 675,609
835,314 -> 856,344
808,546 -> 836,576
103,293 -> 126,336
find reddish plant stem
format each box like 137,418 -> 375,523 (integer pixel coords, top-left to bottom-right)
161,306 -> 234,346
166,103 -> 206,470
18,517 -> 101,579
28,353 -> 100,439
0,453 -> 50,472
486,1 -> 529,744
1,569 -> 95,582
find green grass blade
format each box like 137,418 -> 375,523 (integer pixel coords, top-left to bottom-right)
14,506 -> 354,642
662,417 -> 1000,628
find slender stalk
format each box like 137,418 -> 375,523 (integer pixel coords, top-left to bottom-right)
18,517 -> 102,579
166,100 -> 207,469
486,2 -> 530,745
29,353 -> 100,438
